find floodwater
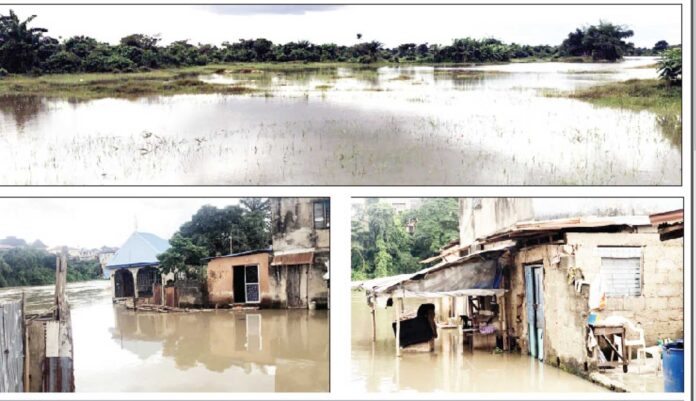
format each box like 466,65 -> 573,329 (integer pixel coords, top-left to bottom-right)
0,57 -> 680,185
0,281 -> 329,392
350,292 -> 607,393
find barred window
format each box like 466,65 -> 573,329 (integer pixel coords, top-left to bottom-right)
314,200 -> 330,229
598,247 -> 642,297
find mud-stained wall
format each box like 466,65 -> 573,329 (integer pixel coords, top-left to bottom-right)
207,253 -> 271,307
267,255 -> 329,309
270,198 -> 330,252
459,198 -> 534,247
508,230 -> 683,375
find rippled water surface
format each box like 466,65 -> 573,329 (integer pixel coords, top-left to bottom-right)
0,281 -> 330,392
0,57 -> 680,184
350,292 -> 607,393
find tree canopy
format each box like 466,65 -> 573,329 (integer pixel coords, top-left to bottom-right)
351,198 -> 459,280
0,10 -> 677,75
0,245 -> 102,288
157,199 -> 271,279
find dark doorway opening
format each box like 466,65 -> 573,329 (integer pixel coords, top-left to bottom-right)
233,266 -> 246,303
114,269 -> 134,298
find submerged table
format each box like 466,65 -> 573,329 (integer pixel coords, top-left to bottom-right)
590,324 -> 629,373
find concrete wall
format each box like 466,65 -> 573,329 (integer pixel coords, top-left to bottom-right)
267,253 -> 329,309
207,253 -> 271,307
271,198 -> 330,252
459,198 -> 534,246
505,230 -> 683,374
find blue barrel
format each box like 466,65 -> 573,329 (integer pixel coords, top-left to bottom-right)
663,340 -> 684,392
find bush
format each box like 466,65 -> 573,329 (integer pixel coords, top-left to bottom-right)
658,48 -> 682,84
0,68 -> 7,78
43,50 -> 82,73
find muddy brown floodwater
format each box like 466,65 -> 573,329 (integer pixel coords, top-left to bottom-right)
0,57 -> 680,185
350,292 -> 607,393
0,281 -> 329,392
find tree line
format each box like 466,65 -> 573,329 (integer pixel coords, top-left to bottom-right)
0,10 -> 676,75
351,198 -> 460,280
0,244 -> 102,287
156,198 -> 271,281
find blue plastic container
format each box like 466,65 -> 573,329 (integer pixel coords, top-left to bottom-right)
663,340 -> 684,392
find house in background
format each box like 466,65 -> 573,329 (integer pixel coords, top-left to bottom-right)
104,231 -> 170,304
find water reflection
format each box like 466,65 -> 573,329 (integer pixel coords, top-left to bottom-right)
350,292 -> 606,393
0,58 -> 679,185
0,281 -> 329,392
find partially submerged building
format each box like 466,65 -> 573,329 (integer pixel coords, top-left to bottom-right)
205,198 -> 330,310
207,249 -> 273,306
357,198 -> 683,376
104,232 -> 170,303
269,198 -> 330,309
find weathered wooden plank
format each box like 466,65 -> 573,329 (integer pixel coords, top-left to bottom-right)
26,321 -> 46,392
0,300 -> 24,392
43,357 -> 74,393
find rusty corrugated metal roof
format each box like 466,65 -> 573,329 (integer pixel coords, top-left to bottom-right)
271,251 -> 314,266
649,209 -> 684,225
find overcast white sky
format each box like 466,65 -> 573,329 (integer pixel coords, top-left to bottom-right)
353,198 -> 683,218
0,198 -> 240,249
6,4 -> 681,48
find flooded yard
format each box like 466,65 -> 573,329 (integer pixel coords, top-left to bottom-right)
0,57 -> 680,185
350,292 -> 607,393
0,281 -> 329,392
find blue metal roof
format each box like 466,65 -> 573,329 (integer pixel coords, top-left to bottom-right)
104,232 -> 170,278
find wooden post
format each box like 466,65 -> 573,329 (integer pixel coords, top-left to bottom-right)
395,297 -> 402,357
500,293 -> 509,351
22,292 -> 29,392
370,297 -> 377,343
55,248 -> 68,322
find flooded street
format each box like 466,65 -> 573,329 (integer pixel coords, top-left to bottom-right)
0,281 -> 329,392
350,292 -> 607,393
0,57 -> 679,185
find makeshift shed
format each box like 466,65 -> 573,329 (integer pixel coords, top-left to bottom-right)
355,248 -> 509,355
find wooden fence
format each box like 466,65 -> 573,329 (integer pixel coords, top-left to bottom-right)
0,299 -> 24,392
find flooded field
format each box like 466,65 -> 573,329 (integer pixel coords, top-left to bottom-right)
350,292 -> 607,393
0,281 -> 329,392
0,57 -> 679,185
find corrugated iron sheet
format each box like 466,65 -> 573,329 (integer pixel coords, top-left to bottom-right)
0,300 -> 24,392
649,209 -> 684,225
271,251 -> 314,266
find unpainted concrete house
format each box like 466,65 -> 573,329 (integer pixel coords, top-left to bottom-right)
456,198 -> 684,375
269,197 -> 330,309
206,198 -> 330,309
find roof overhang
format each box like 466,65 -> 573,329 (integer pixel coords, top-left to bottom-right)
271,249 -> 315,266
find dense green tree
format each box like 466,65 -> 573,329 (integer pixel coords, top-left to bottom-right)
351,199 -> 458,280
559,22 -> 634,61
653,40 -> 669,53
157,200 -> 271,281
0,10 -> 49,73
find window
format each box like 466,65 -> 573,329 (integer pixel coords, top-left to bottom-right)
314,200 -> 330,229
599,247 -> 642,297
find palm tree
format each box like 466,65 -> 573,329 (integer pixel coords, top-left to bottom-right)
0,10 -> 49,73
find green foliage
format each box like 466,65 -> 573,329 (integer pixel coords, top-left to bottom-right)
658,47 -> 681,84
0,245 -> 102,288
653,40 -> 669,53
351,199 -> 459,280
559,22 -> 634,61
157,199 -> 271,278
0,9 -> 567,76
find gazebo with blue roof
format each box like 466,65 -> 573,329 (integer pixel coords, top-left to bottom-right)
105,231 -> 171,300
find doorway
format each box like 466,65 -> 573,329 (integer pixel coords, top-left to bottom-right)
114,269 -> 134,298
286,265 -> 305,308
524,264 -> 544,361
233,265 -> 261,304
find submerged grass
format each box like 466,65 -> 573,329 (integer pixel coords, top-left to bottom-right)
549,79 -> 682,146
